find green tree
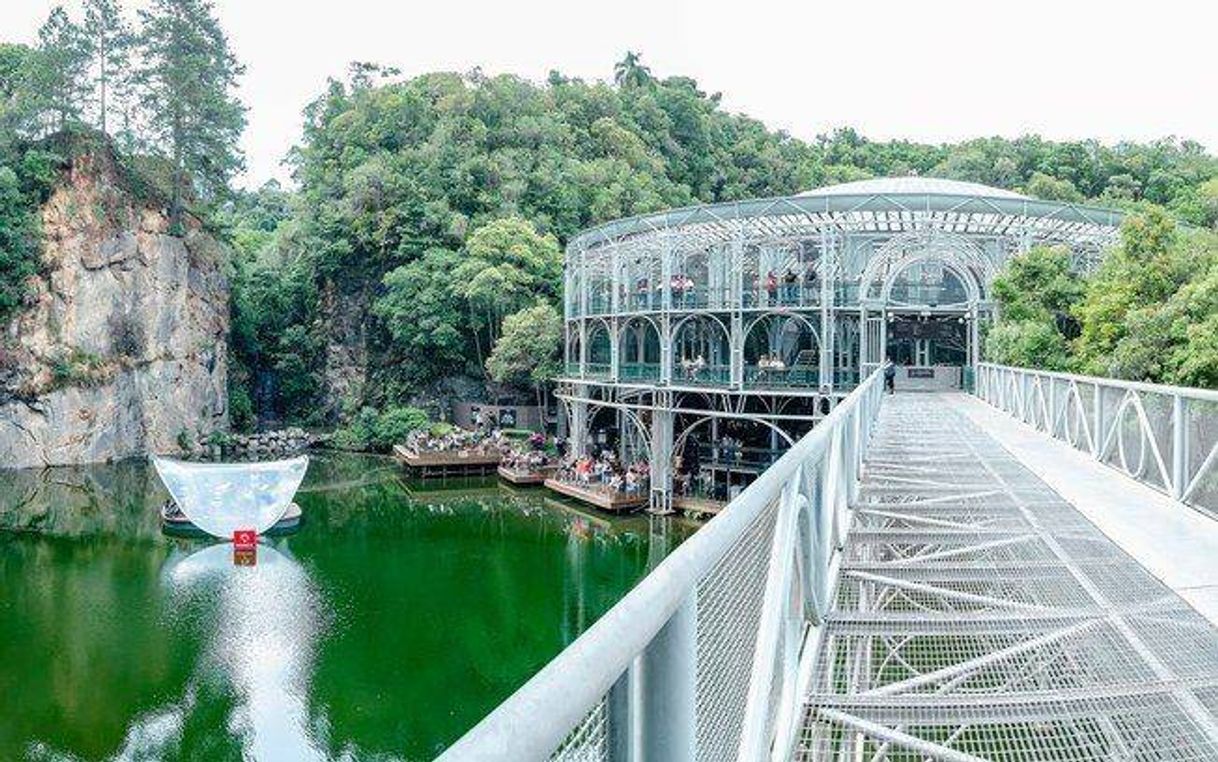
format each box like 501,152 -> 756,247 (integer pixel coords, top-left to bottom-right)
374,248 -> 470,382
135,0 -> 246,226
985,319 -> 1072,371
986,246 -> 1083,370
614,51 -> 652,89
82,0 -> 134,135
0,167 -> 38,320
453,217 -> 562,368
29,6 -> 89,133
487,301 -> 563,407
1074,209 -> 1187,375
1023,171 -> 1083,203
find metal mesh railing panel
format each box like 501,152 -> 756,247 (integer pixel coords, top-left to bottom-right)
800,395 -> 1218,761
550,696 -> 609,762
694,499 -> 779,759
1186,398 -> 1218,514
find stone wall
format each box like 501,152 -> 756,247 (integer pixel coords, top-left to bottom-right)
0,148 -> 229,468
190,428 -> 318,461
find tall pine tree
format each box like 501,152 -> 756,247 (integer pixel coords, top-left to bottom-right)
135,0 -> 245,227
31,6 -> 89,134
82,0 -> 133,135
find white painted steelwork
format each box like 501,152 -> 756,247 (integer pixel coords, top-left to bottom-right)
560,178 -> 1123,509
152,455 -> 308,538
801,394 -> 1218,761
976,363 -> 1218,516
439,367 -> 886,761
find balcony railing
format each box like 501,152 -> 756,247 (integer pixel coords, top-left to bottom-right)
671,364 -> 731,386
744,365 -> 819,389
619,362 -> 661,382
438,366 -> 885,760
975,363 -> 1218,517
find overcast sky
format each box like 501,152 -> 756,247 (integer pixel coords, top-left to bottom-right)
4,0 -> 1216,188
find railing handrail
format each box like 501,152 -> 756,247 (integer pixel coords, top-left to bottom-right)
439,367 -> 886,760
978,362 -> 1218,403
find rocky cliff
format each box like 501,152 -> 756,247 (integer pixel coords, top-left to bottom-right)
0,147 -> 229,468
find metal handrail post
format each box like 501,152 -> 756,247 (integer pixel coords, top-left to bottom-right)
1172,394 -> 1187,500
638,593 -> 697,761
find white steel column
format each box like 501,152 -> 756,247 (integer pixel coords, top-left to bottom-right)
650,391 -> 674,513
819,230 -> 836,391
730,229 -> 745,388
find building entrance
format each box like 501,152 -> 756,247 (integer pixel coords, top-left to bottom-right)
886,314 -> 970,390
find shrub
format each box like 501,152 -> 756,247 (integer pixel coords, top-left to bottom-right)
47,349 -> 107,389
228,383 -> 255,432
333,406 -> 431,452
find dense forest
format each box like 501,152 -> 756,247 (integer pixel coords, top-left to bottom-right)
2,2 -> 1217,436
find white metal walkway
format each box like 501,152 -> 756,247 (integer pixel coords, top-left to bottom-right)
800,394 -> 1218,761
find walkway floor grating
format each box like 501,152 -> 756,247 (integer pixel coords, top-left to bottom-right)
798,395 -> 1218,761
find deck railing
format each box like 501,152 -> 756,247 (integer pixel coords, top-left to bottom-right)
975,363 -> 1218,516
439,367 -> 885,761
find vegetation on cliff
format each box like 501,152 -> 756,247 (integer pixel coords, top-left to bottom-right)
0,0 -> 245,329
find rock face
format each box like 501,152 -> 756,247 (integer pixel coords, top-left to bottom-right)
0,149 -> 229,468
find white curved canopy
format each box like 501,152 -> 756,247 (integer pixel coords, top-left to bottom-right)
797,176 -> 1029,200
153,456 -> 308,538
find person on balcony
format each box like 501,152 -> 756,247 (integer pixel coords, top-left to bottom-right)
765,271 -> 779,305
671,274 -> 685,307
636,276 -> 649,308
782,268 -> 798,303
756,354 -> 772,383
803,263 -> 818,299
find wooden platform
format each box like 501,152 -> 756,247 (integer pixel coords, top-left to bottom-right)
672,496 -> 726,516
543,478 -> 647,512
393,445 -> 501,477
497,464 -> 558,485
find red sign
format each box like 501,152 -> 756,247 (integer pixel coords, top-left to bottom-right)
233,529 -> 258,550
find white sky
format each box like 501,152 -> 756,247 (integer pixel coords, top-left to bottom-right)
4,0 -> 1216,189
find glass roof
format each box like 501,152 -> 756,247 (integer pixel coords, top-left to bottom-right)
797,176 -> 1029,200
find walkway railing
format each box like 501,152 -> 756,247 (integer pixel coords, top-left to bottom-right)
975,362 -> 1218,516
439,367 -> 885,761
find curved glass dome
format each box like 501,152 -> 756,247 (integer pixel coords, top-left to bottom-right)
797,176 -> 1029,200
154,456 -> 308,538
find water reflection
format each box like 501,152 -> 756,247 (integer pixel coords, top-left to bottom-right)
0,454 -> 693,760
161,542 -> 327,760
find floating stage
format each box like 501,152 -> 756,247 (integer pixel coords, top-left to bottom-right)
496,464 -> 558,485
393,445 -> 501,478
542,478 -> 647,512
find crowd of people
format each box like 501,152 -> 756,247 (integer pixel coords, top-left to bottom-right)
402,427 -> 506,456
499,431 -> 561,474
588,262 -> 824,314
554,449 -> 651,496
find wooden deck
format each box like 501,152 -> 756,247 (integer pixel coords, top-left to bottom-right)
393,445 -> 501,477
672,495 -> 726,516
497,464 -> 558,485
543,478 -> 647,512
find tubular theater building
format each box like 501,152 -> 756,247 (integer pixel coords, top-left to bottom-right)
557,177 -> 1122,511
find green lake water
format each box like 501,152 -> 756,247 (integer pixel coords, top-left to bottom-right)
0,452 -> 691,761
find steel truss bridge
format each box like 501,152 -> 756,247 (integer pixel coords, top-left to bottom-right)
442,364 -> 1218,761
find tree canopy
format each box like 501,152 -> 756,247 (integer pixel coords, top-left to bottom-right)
987,211 -> 1218,386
